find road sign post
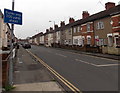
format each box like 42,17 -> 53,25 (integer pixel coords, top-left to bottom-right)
4,0 -> 22,86
4,9 -> 22,25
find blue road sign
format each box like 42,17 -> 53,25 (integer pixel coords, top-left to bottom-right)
4,9 -> 22,25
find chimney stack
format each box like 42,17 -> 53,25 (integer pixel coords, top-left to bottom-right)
54,25 -> 58,29
105,2 -> 115,10
69,18 -> 75,23
46,29 -> 49,33
82,11 -> 90,19
60,21 -> 65,27
50,27 -> 53,31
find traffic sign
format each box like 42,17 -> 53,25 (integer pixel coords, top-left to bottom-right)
4,9 -> 22,25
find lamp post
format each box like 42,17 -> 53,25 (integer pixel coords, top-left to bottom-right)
9,0 -> 15,86
49,21 -> 55,29
49,21 -> 55,47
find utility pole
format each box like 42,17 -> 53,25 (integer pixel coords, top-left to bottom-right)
9,0 -> 15,86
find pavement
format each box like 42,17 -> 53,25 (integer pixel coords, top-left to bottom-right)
11,46 -> 64,92
52,47 -> 120,60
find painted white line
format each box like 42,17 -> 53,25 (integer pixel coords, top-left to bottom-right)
14,71 -> 20,73
97,64 -> 120,67
19,61 -> 23,64
75,59 -> 119,67
65,51 -> 118,62
55,53 -> 67,58
75,59 -> 98,67
47,51 -> 52,53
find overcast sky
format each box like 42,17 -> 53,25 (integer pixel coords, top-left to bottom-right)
1,0 -> 120,39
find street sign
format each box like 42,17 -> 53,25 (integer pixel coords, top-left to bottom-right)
4,9 -> 22,25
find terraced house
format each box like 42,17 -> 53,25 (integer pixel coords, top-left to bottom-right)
72,11 -> 94,47
30,2 -> 120,55
47,27 -> 54,47
39,33 -> 44,45
64,18 -> 74,45
0,9 -> 11,50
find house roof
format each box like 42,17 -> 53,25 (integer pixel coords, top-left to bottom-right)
72,5 -> 120,26
32,32 -> 43,38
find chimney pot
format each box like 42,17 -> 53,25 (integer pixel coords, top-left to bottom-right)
50,27 -> 53,31
60,21 -> 65,27
54,25 -> 58,29
82,11 -> 90,19
46,29 -> 49,33
69,18 -> 75,23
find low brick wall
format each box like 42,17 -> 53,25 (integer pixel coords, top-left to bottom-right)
102,46 -> 120,55
58,45 -> 101,53
1,51 -> 10,87
108,47 -> 120,55
102,46 -> 108,54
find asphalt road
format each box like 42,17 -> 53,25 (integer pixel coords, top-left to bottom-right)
29,45 -> 119,92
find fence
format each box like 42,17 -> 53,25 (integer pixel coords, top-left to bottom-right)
2,48 -> 17,88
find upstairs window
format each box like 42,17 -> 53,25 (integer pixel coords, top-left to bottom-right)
74,27 -> 76,33
69,29 -> 72,35
77,26 -> 80,32
87,23 -> 90,32
96,21 -> 104,30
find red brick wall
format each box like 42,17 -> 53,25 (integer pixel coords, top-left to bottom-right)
112,16 -> 120,27
81,23 -> 94,46
112,15 -> 120,33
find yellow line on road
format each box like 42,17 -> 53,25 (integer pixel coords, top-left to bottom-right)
26,50 -> 82,93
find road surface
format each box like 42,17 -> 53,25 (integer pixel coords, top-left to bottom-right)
29,45 -> 119,92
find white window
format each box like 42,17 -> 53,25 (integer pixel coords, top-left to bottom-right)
108,36 -> 113,47
87,36 -> 91,45
69,29 -> 71,35
74,27 -> 76,33
77,26 -> 80,32
69,39 -> 71,43
74,39 -> 78,45
99,39 -> 104,46
115,37 -> 120,47
96,21 -> 104,30
87,24 -> 90,32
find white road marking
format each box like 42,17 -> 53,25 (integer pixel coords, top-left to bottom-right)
55,53 -> 67,58
47,51 -> 52,53
97,64 -> 120,67
65,51 -> 118,62
75,59 -> 98,67
75,59 -> 119,67
19,61 -> 23,64
14,71 -> 20,73
18,58 -> 23,64
31,62 -> 37,64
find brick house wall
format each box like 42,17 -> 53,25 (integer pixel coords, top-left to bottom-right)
112,14 -> 120,33
81,22 -> 94,46
94,17 -> 112,46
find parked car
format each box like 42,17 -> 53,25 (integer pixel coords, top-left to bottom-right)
22,43 -> 31,49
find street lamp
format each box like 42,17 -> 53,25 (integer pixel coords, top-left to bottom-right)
49,21 -> 55,29
49,21 -> 56,47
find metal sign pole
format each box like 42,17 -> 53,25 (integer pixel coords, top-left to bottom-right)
9,0 -> 15,86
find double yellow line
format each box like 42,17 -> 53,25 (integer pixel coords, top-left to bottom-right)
26,50 -> 82,93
